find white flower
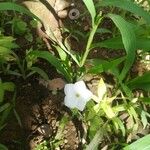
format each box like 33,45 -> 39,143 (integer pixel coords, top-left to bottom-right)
64,80 -> 93,111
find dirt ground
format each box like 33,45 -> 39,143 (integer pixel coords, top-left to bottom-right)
0,73 -> 81,149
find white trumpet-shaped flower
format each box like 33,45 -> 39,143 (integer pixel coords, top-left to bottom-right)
64,81 -> 93,111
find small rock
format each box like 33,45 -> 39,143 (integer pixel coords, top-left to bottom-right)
64,139 -> 68,143
48,78 -> 66,91
37,124 -> 52,138
63,130 -> 68,135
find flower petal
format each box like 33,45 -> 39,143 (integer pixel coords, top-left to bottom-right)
76,98 -> 87,111
81,89 -> 93,102
64,80 -> 93,111
74,81 -> 86,91
64,95 -> 77,109
74,81 -> 92,102
64,83 -> 74,95
74,81 -> 88,95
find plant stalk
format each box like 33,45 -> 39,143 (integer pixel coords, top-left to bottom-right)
80,15 -> 103,67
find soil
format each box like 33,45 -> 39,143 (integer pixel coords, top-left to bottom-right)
0,75 -> 80,150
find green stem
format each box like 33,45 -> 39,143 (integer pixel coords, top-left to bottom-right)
80,15 -> 103,67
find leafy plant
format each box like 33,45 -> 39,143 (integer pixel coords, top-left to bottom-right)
124,134 -> 150,150
1,0 -> 150,149
0,35 -> 18,73
26,0 -> 149,88
7,48 -> 49,80
17,0 -> 150,148
0,79 -> 15,149
0,34 -> 48,80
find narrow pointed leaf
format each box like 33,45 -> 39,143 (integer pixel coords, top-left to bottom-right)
0,144 -> 8,150
83,0 -> 96,27
101,102 -> 115,119
92,37 -> 150,51
113,117 -> 125,136
127,72 -> 150,91
97,78 -> 107,101
140,97 -> 150,104
87,57 -> 125,74
141,111 -> 148,129
30,66 -> 49,80
108,14 -> 136,81
86,128 -> 104,150
0,2 -> 40,21
0,103 -> 10,113
28,51 -> 71,81
98,0 -> 150,24
124,134 -> 150,150
91,37 -> 124,50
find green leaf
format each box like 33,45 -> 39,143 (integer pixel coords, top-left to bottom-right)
127,72 -> 150,91
89,116 -> 103,139
30,66 -> 49,80
58,42 -> 80,66
87,59 -> 106,74
86,128 -> 104,150
25,32 -> 33,42
55,115 -> 69,140
0,124 -> 6,132
128,106 -> 138,122
0,2 -> 40,21
112,117 -> 125,136
0,36 -> 18,49
83,0 -> 96,27
28,51 -> 71,82
140,97 -> 150,104
120,82 -> 133,98
92,37 -> 150,52
101,102 -> 115,119
97,78 -> 107,101
98,0 -> 150,24
96,28 -> 112,34
0,144 -> 8,150
0,47 -> 11,55
13,109 -> 22,127
3,82 -> 15,92
0,104 -> 12,127
6,70 -> 22,77
91,37 -> 124,50
108,14 -> 136,81
53,45 -> 67,61
13,18 -> 27,35
70,29 -> 88,39
136,38 -> 150,52
87,57 -> 125,74
85,101 -> 97,120
30,20 -> 38,28
0,103 -> 10,113
123,134 -> 150,150
141,110 -> 148,129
